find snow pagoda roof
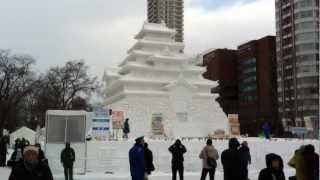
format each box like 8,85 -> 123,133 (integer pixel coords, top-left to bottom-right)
165,73 -> 198,91
135,21 -> 176,39
104,68 -> 120,78
127,39 -> 184,54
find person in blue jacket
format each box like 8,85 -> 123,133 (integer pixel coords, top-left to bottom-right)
129,136 -> 145,180
262,122 -> 271,139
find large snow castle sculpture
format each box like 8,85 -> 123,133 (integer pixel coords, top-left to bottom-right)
104,22 -> 229,138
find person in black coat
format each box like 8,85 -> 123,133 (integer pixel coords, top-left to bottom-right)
258,153 -> 285,180
221,138 -> 241,180
144,143 -> 155,178
8,145 -> 54,180
0,136 -> 8,166
35,143 -> 48,165
61,142 -> 75,180
123,118 -> 130,139
238,141 -> 251,180
7,147 -> 23,168
168,139 -> 187,180
302,144 -> 319,180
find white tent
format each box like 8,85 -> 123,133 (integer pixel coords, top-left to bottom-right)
10,126 -> 36,146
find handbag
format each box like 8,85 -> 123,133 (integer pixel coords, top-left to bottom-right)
206,148 -> 217,168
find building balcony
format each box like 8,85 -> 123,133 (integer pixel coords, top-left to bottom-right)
282,13 -> 292,19
285,108 -> 292,112
283,54 -> 293,60
282,22 -> 292,29
282,3 -> 291,9
283,44 -> 293,49
285,75 -> 294,80
282,33 -> 293,39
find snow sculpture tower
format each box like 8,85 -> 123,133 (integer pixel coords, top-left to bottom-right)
104,22 -> 228,138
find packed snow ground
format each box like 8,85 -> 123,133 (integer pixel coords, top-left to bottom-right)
1,138 -> 318,180
0,166 -> 296,180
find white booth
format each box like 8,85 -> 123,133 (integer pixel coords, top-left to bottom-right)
45,110 -> 87,174
10,126 -> 36,146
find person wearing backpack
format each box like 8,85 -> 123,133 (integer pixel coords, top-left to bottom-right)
199,139 -> 219,180
169,139 -> 187,180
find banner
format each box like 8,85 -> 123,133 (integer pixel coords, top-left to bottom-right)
228,114 -> 240,136
112,111 -> 124,129
151,113 -> 164,136
92,111 -> 110,141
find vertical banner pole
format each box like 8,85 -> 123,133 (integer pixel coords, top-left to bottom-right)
84,115 -> 87,174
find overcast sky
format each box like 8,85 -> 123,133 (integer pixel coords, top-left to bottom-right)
0,0 -> 275,77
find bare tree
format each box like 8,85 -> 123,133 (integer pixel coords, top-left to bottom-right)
45,60 -> 98,109
32,60 -> 98,126
0,50 -> 39,132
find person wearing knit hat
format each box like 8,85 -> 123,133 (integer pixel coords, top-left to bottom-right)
8,145 -> 53,180
23,146 -> 39,155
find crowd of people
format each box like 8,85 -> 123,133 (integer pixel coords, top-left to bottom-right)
0,135 -> 318,180
129,137 -> 319,180
7,138 -> 32,168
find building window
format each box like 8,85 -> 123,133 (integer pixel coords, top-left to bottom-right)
241,58 -> 256,66
239,95 -> 257,103
296,43 -> 317,52
296,54 -> 316,62
242,67 -> 257,74
242,76 -> 257,83
294,0 -> 313,9
295,21 -> 316,31
295,32 -> 318,42
295,10 -> 314,19
297,65 -> 317,73
239,84 -> 257,92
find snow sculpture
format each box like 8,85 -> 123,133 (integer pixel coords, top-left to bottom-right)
104,22 -> 228,138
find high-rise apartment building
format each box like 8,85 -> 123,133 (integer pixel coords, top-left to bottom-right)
275,0 -> 319,132
147,0 -> 184,42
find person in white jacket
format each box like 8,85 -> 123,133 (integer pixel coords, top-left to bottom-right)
199,139 -> 219,180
